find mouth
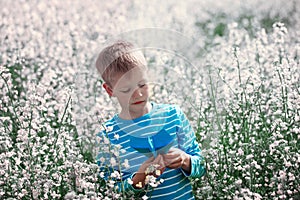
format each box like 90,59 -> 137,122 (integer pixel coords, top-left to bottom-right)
132,100 -> 145,105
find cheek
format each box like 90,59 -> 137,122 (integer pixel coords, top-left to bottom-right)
142,86 -> 149,94
120,94 -> 130,100
144,90 -> 150,97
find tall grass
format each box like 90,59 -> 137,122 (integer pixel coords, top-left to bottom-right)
191,23 -> 300,199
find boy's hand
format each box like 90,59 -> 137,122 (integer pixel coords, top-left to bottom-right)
132,155 -> 165,188
137,154 -> 165,175
163,147 -> 191,173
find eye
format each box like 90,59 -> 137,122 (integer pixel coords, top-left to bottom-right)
138,82 -> 147,88
120,88 -> 131,93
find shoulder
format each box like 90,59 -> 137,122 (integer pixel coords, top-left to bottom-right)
153,102 -> 182,115
154,102 -> 181,110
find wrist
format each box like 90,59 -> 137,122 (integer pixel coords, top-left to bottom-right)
181,154 -> 191,173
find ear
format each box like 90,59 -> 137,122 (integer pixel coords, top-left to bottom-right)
103,83 -> 113,97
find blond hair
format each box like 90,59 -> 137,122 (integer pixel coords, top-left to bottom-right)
96,40 -> 147,86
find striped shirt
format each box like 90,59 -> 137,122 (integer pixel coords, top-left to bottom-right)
97,103 -> 206,199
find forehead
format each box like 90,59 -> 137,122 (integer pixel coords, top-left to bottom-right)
112,67 -> 147,88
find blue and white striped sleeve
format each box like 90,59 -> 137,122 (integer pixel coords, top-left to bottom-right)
175,106 -> 206,178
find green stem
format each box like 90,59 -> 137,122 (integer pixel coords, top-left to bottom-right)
275,64 -> 288,122
233,47 -> 242,86
208,67 -> 222,132
58,95 -> 72,133
0,73 -> 23,129
53,94 -> 72,162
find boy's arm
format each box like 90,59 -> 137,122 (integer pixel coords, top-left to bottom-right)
176,106 -> 206,178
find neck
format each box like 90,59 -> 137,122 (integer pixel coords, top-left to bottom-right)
119,102 -> 152,120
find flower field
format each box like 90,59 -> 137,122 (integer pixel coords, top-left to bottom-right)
0,0 -> 299,199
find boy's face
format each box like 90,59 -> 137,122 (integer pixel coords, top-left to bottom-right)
104,67 -> 150,119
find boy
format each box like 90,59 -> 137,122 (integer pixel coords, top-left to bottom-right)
96,40 -> 205,199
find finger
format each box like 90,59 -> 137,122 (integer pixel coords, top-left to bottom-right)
167,147 -> 181,154
169,158 -> 182,166
156,154 -> 166,163
145,156 -> 155,163
165,156 -> 183,165
165,148 -> 175,155
166,162 -> 182,169
154,154 -> 162,161
163,153 -> 180,160
168,147 -> 176,152
154,155 -> 165,168
160,167 -> 166,171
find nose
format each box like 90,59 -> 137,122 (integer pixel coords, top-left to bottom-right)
132,88 -> 143,98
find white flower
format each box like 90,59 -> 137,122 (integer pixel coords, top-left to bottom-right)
106,126 -> 113,132
127,178 -> 133,185
235,179 -> 242,185
100,172 -> 105,178
122,159 -> 130,168
103,137 -> 110,144
111,171 -> 120,179
120,149 -> 126,154
135,182 -> 143,188
110,157 -> 117,166
107,180 -> 115,188
279,170 -> 286,181
14,157 -> 21,165
237,148 -> 244,156
64,191 -> 76,200
114,134 -> 120,140
99,157 -> 105,163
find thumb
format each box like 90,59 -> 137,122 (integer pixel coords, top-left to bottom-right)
145,156 -> 155,163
